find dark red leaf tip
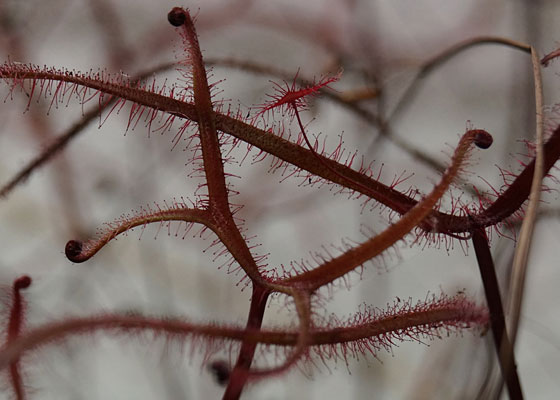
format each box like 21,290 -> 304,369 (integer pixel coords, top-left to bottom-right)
14,275 -> 31,290
65,240 -> 83,261
471,129 -> 493,149
208,360 -> 230,386
168,7 -> 186,27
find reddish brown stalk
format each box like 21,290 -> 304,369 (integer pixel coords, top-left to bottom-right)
256,68 -> 389,214
0,61 -> 176,199
223,285 -> 270,400
472,229 -> 523,400
169,9 -> 291,398
0,294 -> 486,372
291,102 -> 383,203
2,64 -> 557,237
541,46 -> 560,67
218,115 -> 560,235
65,206 -> 210,263
166,8 -> 269,290
4,276 -> 32,400
169,8 -> 228,207
283,129 -> 492,290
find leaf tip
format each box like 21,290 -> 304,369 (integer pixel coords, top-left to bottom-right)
65,240 -> 84,262
168,7 -> 186,27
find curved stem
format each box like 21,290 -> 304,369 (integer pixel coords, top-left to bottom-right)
65,206 -> 210,263
283,130 -> 492,290
389,36 -> 531,123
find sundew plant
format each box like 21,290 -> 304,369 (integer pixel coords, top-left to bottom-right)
0,1 -> 559,399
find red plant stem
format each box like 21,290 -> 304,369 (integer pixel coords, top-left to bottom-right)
6,276 -> 31,400
9,361 -> 24,400
0,61 -> 176,199
245,290 -> 312,381
7,278 -> 30,341
65,207 -> 210,262
172,13 -> 299,395
284,130 -> 491,290
0,294 -> 486,370
292,103 -> 381,200
472,228 -> 523,400
541,47 -> 560,66
471,124 -> 560,229
217,111 -> 415,215
174,9 -> 229,209
168,8 -> 272,289
3,65 -> 558,236
223,285 -> 269,400
219,116 -> 560,235
265,303 -> 486,346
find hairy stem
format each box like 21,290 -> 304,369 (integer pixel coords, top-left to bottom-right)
0,295 -> 486,372
65,207 -> 210,263
223,285 -> 270,400
2,65 -> 558,236
0,61 -> 176,199
284,130 -> 492,290
6,276 -> 31,400
168,8 -> 271,289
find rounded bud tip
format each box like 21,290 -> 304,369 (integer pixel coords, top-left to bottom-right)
168,7 -> 186,27
65,240 -> 83,261
471,129 -> 493,149
14,275 -> 31,290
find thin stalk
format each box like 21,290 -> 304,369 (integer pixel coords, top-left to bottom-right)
472,228 -> 523,400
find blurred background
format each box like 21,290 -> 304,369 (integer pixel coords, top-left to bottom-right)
0,0 -> 558,399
